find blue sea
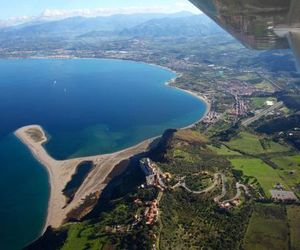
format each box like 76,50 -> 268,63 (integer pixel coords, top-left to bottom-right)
0,59 -> 206,249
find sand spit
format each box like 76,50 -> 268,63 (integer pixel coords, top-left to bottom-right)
15,125 -> 153,231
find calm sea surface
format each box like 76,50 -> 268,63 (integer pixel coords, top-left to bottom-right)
0,59 -> 206,249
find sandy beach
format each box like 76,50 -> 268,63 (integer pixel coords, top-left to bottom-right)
165,77 -> 211,129
15,125 -> 154,231
13,60 -> 210,233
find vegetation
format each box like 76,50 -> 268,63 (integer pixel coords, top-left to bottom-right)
226,131 -> 290,155
250,97 -> 276,109
243,204 -> 289,250
159,189 -> 251,250
287,206 -> 300,250
279,94 -> 300,111
22,11 -> 300,249
271,155 -> 300,196
230,157 -> 284,197
208,144 -> 241,156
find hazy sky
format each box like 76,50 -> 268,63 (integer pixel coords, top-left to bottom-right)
1,0 -> 199,19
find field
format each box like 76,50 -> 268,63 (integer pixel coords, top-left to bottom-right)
271,155 -> 300,196
250,97 -> 277,109
61,223 -> 103,250
226,131 -> 290,155
172,149 -> 199,163
230,157 -> 284,197
254,81 -> 275,92
243,204 -> 289,250
287,206 -> 300,250
208,144 -> 241,156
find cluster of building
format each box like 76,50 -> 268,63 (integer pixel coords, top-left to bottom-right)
202,111 -> 221,124
229,95 -> 248,116
226,81 -> 257,96
104,225 -> 129,234
144,200 -> 158,225
140,158 -> 167,190
219,199 -> 241,210
270,190 -> 299,202
270,183 -> 299,203
133,198 -> 159,226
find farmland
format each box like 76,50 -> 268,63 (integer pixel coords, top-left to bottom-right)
271,155 -> 300,196
226,131 -> 290,155
243,204 -> 289,250
287,206 -> 300,250
230,157 -> 284,197
208,144 -> 241,156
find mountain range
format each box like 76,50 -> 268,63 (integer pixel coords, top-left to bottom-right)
0,12 -> 223,40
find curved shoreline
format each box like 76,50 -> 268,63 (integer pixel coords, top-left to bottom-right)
12,58 -> 210,239
15,125 -> 156,234
7,56 -> 210,127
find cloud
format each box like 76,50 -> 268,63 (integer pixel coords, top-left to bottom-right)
38,3 -> 200,20
0,16 -> 34,27
0,2 -> 201,27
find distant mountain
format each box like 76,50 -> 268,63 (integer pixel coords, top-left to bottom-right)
118,14 -> 224,38
0,12 -> 195,39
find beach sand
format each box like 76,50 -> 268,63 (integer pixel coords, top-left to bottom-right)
165,78 -> 211,129
14,77 -> 210,232
15,125 -> 153,231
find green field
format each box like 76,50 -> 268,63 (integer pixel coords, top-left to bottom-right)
230,157 -> 284,196
287,206 -> 300,250
227,132 -> 290,155
208,144 -> 241,156
271,155 -> 300,195
255,81 -> 274,92
61,223 -> 103,250
172,149 -> 199,163
243,204 -> 289,250
250,97 -> 277,109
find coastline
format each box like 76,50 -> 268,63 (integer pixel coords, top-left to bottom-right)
164,74 -> 211,129
15,125 -> 155,233
11,57 -> 210,238
4,55 -> 211,124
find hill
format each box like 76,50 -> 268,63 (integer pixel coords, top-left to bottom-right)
119,14 -> 223,38
0,12 -> 223,41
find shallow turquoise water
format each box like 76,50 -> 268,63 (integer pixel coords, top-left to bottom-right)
0,59 -> 206,249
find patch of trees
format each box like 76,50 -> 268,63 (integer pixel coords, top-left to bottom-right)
256,114 -> 300,134
214,122 -> 240,141
278,94 -> 300,111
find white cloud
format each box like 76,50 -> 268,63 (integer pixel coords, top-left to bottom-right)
0,2 -> 201,27
0,16 -> 34,27
38,3 -> 200,20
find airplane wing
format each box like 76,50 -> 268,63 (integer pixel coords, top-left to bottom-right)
189,0 -> 300,71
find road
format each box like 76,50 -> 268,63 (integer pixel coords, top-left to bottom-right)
256,72 -> 283,91
221,183 -> 250,204
242,101 -> 283,126
172,173 -> 221,195
213,174 -> 227,203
